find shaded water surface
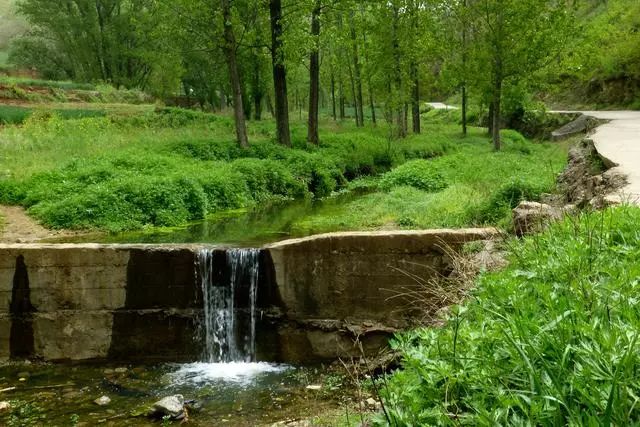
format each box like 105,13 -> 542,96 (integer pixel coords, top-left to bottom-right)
52,191 -> 368,246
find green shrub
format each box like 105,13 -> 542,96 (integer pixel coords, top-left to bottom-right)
379,159 -> 448,192
378,207 -> 640,425
471,179 -> 547,223
0,105 -> 30,125
230,158 -> 307,200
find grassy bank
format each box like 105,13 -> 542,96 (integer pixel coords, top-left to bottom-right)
0,107 -> 567,233
377,206 -> 640,425
290,133 -> 566,233
0,76 -> 152,104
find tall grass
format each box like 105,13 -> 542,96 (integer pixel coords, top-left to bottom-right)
0,76 -> 96,91
0,109 -> 455,231
291,136 -> 567,232
377,206 -> 640,425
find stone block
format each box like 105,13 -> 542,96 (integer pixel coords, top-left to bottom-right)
33,311 -> 114,360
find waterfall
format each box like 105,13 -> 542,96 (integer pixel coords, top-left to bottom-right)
197,248 -> 260,363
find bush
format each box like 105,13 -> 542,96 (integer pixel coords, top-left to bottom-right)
471,179 -> 547,223
378,207 -> 640,425
230,158 -> 307,201
379,160 -> 448,192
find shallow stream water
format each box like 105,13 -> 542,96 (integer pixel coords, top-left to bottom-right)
0,361 -> 350,426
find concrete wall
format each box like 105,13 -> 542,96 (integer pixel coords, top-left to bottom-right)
0,228 -> 496,363
263,229 -> 496,362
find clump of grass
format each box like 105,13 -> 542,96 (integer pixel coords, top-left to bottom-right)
379,160 -> 448,192
376,206 -> 640,425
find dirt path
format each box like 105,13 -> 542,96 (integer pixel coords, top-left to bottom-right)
0,205 -> 78,243
547,109 -> 640,204
580,111 -> 640,204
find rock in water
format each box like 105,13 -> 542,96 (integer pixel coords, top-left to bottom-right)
94,396 -> 111,406
152,395 -> 185,418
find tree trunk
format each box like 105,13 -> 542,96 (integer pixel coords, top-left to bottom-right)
269,0 -> 291,146
221,0 -> 249,148
254,93 -> 263,121
461,0 -> 468,136
348,61 -> 358,124
331,72 -> 337,121
368,79 -> 376,126
411,63 -> 420,134
339,75 -> 346,119
266,93 -> 274,117
462,85 -> 467,135
349,13 -> 364,127
491,77 -> 502,150
307,0 -> 321,145
392,5 -> 405,138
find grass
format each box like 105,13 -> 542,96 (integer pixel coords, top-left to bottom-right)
0,105 -> 107,125
0,76 -> 97,91
290,133 -> 568,233
0,106 -> 567,233
375,206 -> 640,425
0,108 -> 453,231
0,77 -> 152,104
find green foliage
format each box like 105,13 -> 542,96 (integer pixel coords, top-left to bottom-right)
0,76 -> 96,91
8,400 -> 46,427
0,106 -> 106,125
290,132 -> 566,232
472,179 -> 547,224
377,207 -> 640,425
379,160 -> 448,192
0,111 -> 456,231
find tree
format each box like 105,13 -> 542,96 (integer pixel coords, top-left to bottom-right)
472,0 -> 571,150
220,0 -> 249,147
307,0 -> 322,144
269,0 -> 292,147
14,0 -> 157,88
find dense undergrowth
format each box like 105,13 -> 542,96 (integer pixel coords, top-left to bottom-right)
0,107 -> 567,232
377,206 -> 640,425
0,108 -> 454,231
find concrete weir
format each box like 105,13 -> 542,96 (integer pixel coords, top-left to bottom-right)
0,229 -> 496,363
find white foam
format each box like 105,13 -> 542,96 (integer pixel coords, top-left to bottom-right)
170,362 -> 290,385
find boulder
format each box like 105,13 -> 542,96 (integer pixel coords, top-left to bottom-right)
512,202 -> 563,236
94,396 -> 111,406
151,394 -> 184,418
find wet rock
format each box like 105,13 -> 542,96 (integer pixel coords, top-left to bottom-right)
0,401 -> 11,412
151,394 -> 184,418
305,385 -> 322,391
184,399 -> 202,412
94,395 -> 111,406
114,367 -> 128,374
103,368 -> 115,375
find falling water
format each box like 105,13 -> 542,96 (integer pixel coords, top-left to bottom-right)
197,248 -> 260,363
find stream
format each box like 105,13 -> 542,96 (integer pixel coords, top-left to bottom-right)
53,190 -> 369,247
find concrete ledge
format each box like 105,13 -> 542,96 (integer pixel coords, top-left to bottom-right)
0,228 -> 498,363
